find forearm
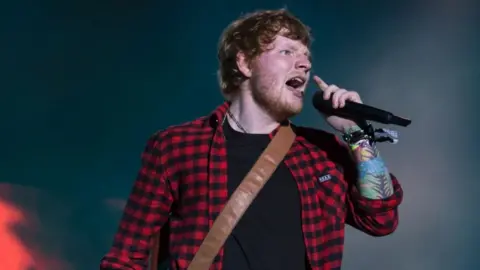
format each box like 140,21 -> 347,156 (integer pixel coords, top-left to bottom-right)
347,127 -> 394,199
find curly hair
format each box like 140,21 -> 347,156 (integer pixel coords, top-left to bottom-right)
217,9 -> 312,100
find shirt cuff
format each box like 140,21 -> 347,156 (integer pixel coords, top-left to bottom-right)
350,173 -> 403,214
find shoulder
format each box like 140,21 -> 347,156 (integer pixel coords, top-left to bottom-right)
140,101 -> 227,157
146,115 -> 211,147
156,116 -> 208,139
139,116 -> 212,174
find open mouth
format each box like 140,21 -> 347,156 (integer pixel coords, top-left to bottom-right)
285,76 -> 306,97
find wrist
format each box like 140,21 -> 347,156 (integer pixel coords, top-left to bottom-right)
342,123 -> 375,147
349,138 -> 371,152
343,125 -> 362,135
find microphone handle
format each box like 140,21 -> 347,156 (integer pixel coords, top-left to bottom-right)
315,99 -> 394,124
312,91 -> 411,127
337,101 -> 394,124
338,101 -> 412,127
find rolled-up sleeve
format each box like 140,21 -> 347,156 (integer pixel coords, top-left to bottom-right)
346,173 -> 403,236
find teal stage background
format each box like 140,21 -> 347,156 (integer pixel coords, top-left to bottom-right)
1,1 -> 478,269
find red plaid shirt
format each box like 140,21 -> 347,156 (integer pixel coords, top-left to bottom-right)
100,102 -> 403,270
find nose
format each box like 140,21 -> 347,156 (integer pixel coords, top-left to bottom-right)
296,57 -> 311,73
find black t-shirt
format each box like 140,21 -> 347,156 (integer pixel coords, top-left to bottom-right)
222,121 -> 307,270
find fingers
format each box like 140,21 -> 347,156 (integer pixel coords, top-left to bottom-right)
331,89 -> 348,108
313,76 -> 339,100
334,91 -> 361,108
313,75 -> 328,91
313,76 -> 338,100
320,83 -> 346,108
322,84 -> 338,100
313,75 -> 362,108
340,92 -> 361,107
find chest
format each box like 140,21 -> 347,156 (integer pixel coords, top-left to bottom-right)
172,139 -> 348,221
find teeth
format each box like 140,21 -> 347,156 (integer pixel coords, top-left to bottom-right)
292,77 -> 304,83
286,76 -> 305,88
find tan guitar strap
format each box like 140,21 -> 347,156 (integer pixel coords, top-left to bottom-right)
149,125 -> 296,270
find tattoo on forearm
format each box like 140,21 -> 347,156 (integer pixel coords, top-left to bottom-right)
350,139 -> 394,199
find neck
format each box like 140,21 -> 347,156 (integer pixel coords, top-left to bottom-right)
227,90 -> 280,134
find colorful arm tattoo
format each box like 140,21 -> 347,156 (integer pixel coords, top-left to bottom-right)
349,139 -> 394,199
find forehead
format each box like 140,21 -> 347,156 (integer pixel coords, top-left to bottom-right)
271,35 -> 310,55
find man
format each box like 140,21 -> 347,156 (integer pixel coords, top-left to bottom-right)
100,9 -> 403,270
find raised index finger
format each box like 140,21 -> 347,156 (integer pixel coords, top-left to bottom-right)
313,75 -> 329,91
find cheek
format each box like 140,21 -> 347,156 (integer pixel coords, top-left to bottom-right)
258,56 -> 291,72
254,58 -> 291,85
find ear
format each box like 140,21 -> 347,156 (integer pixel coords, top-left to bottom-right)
236,51 -> 252,78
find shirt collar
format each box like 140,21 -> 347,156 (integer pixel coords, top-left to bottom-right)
206,101 -> 294,137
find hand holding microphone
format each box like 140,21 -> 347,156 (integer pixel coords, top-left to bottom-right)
311,76 -> 411,129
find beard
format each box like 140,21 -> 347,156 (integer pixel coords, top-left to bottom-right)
250,80 -> 303,121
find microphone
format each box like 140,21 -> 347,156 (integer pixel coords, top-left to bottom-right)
312,91 -> 412,127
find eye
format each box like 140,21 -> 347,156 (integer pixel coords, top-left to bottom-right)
279,49 -> 294,56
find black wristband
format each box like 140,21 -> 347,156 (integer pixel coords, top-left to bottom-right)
343,123 -> 375,145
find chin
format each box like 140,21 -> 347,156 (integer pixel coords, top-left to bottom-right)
279,103 -> 303,119
288,100 -> 303,113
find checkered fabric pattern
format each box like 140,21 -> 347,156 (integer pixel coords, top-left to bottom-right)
100,102 -> 403,270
